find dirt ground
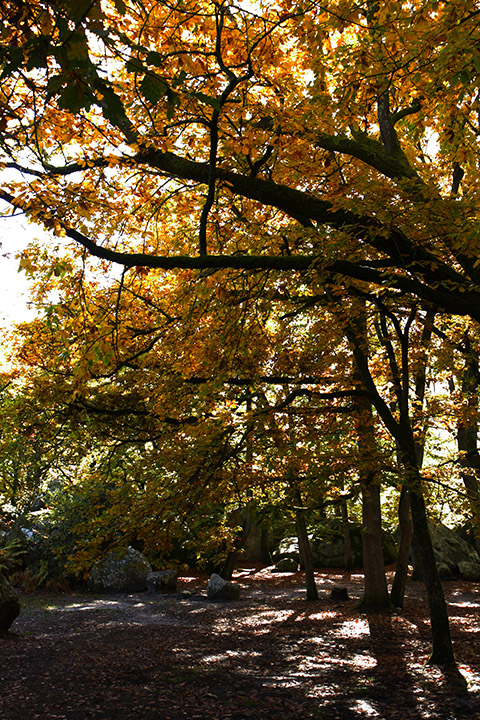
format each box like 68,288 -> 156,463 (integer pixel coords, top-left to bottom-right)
1,567 -> 479,720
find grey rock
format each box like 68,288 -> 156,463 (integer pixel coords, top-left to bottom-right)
227,506 -> 272,564
0,573 -> 20,632
381,529 -> 399,565
437,562 -> 454,579
429,523 -> 480,575
273,520 -> 396,571
272,557 -> 299,573
274,537 -> 299,560
207,573 -> 240,601
457,561 -> 480,582
146,569 -> 177,593
88,547 -> 152,593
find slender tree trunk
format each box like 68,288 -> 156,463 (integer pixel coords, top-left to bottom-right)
390,486 -> 412,608
341,499 -> 353,572
456,343 -> 480,552
220,507 -> 253,580
295,502 -> 318,601
391,309 -> 434,606
407,476 -> 455,665
353,354 -> 390,610
341,299 -> 455,663
359,479 -> 390,609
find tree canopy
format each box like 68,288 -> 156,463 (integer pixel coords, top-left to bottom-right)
0,0 -> 479,317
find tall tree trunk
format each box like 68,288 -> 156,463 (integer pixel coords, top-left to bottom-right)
359,479 -> 390,609
220,507 -> 253,580
341,499 -> 353,572
342,299 -> 455,664
295,497 -> 318,601
456,339 -> 480,552
408,475 -> 455,665
457,425 -> 480,552
390,486 -> 412,608
353,322 -> 390,611
391,309 -> 434,607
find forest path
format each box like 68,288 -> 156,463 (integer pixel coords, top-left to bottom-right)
1,568 -> 479,720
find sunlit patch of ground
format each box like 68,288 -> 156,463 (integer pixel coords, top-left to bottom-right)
2,568 -> 479,720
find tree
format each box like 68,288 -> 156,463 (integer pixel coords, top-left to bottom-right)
0,378 -> 76,514
1,0 -> 479,667
334,293 -> 455,664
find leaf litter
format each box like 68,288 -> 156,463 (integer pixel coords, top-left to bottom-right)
1,567 -> 479,720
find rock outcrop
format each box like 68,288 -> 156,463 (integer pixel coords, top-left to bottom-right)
429,523 -> 480,579
272,557 -> 299,573
207,573 -> 240,601
273,521 -> 397,570
146,569 -> 177,593
88,547 -> 152,593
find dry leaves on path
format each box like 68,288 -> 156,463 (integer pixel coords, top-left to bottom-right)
1,568 -> 479,720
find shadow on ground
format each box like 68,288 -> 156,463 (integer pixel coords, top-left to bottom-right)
1,568 -> 479,720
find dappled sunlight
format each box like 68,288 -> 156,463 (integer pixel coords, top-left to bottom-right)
199,649 -> 261,665
449,616 -> 480,633
448,599 -> 480,609
337,618 -> 370,638
297,650 -> 376,675
220,607 -> 296,630
351,699 -> 382,717
306,610 -> 338,621
8,570 -> 480,720
50,598 -> 131,612
459,665 -> 480,692
351,653 -> 377,670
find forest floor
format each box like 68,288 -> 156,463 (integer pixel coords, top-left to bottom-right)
1,567 -> 479,720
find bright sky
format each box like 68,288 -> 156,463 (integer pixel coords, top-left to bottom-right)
0,207 -> 38,325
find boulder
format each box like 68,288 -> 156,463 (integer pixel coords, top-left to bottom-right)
437,562 -> 454,580
207,573 -> 240,601
274,536 -> 300,561
227,506 -> 272,564
429,523 -> 480,576
272,521 -> 396,570
272,557 -> 299,573
88,547 -> 152,593
381,529 -> 398,565
457,561 -> 480,582
0,573 -> 20,632
146,569 -> 177,593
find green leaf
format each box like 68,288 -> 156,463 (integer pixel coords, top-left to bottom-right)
99,86 -> 127,123
166,91 -> 180,119
55,15 -> 71,42
0,46 -> 24,79
113,0 -> 127,14
57,83 -> 93,113
192,91 -> 221,112
47,73 -> 67,96
125,58 -> 146,74
146,51 -> 164,68
451,69 -> 471,87
25,36 -> 51,71
172,69 -> 187,88
61,0 -> 95,24
140,73 -> 169,103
